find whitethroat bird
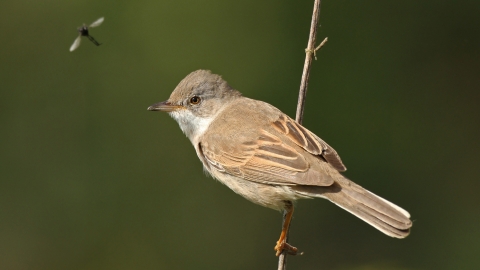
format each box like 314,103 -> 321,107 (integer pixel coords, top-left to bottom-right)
148,70 -> 412,256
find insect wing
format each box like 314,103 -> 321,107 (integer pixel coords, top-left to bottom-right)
69,35 -> 82,52
89,17 -> 104,28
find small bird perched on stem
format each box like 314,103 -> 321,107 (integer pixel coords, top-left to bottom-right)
148,70 -> 412,256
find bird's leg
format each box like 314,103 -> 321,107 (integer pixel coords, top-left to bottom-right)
274,202 -> 298,256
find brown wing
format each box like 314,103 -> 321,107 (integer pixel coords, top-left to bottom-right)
271,115 -> 346,172
200,125 -> 337,187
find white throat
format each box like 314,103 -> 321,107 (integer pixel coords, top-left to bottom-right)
169,109 -> 214,144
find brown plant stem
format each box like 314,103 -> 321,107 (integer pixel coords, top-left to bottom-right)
278,0 -> 326,269
295,0 -> 325,125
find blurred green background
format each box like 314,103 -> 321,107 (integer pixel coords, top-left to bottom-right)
1,0 -> 479,269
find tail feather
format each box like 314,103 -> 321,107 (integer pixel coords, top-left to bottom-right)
346,206 -> 410,238
366,190 -> 411,218
341,188 -> 411,228
292,179 -> 412,238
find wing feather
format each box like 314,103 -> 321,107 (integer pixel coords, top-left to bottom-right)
198,100 -> 343,187
272,115 -> 346,171
200,129 -> 335,186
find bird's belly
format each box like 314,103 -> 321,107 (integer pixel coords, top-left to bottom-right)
208,170 -> 301,211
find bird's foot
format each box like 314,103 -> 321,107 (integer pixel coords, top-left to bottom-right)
274,240 -> 300,256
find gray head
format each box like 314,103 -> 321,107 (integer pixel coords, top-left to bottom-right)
148,70 -> 242,141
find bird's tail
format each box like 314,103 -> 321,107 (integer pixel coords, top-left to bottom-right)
292,178 -> 412,238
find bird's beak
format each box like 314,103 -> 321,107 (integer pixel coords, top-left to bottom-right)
147,100 -> 183,112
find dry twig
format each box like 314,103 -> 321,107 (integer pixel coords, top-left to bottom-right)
278,0 -> 326,269
295,0 -> 326,125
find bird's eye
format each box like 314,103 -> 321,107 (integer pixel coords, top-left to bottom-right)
190,96 -> 201,104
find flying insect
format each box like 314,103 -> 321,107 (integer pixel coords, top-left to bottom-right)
70,17 -> 104,52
